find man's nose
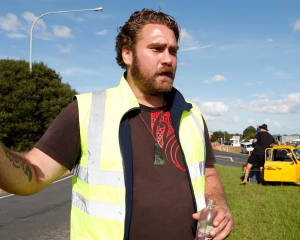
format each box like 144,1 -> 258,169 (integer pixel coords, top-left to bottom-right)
161,50 -> 173,66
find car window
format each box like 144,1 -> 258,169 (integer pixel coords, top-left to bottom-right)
273,149 -> 293,162
266,149 -> 272,160
293,149 -> 300,160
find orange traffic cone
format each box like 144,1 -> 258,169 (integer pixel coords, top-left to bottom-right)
226,147 -> 228,153
248,151 -> 251,156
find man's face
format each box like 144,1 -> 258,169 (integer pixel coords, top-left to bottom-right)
129,24 -> 178,96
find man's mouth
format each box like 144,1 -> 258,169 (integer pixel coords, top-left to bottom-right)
157,72 -> 172,78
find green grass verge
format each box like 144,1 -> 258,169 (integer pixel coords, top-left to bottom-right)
215,164 -> 300,240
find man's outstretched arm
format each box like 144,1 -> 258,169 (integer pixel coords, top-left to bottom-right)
0,142 -> 68,196
193,165 -> 233,240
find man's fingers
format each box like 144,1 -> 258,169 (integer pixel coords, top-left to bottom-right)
210,216 -> 229,237
192,210 -> 203,220
211,218 -> 233,240
212,208 -> 226,226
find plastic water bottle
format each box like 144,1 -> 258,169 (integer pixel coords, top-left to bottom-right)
195,199 -> 217,240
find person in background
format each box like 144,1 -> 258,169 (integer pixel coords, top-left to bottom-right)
241,124 -> 278,185
209,131 -> 213,140
256,125 -> 260,132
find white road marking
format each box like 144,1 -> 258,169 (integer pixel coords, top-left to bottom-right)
0,174 -> 73,200
0,194 -> 14,199
215,155 -> 234,162
51,174 -> 73,184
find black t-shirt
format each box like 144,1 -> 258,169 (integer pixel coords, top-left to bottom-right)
128,104 -> 197,239
252,131 -> 275,155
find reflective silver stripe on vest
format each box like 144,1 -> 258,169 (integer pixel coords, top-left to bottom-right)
72,190 -> 126,221
188,162 -> 205,180
74,164 -> 125,187
87,90 -> 107,170
189,110 -> 206,164
195,193 -> 206,211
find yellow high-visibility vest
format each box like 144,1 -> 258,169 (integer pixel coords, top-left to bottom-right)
71,75 -> 206,240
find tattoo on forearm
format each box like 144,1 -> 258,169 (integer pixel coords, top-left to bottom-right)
3,148 -> 33,182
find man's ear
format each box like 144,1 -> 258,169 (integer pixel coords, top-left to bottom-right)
122,45 -> 133,66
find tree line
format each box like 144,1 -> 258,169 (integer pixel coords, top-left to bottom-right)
211,126 -> 257,142
0,59 -> 77,151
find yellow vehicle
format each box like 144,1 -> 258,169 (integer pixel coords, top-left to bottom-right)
243,145 -> 300,184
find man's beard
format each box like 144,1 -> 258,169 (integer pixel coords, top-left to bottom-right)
130,54 -> 176,96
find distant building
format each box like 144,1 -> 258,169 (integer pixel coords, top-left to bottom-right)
230,136 -> 240,146
276,135 -> 300,145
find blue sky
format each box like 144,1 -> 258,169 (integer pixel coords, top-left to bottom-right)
1,0 -> 300,135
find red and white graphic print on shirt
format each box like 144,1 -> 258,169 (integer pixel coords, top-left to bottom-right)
151,110 -> 186,171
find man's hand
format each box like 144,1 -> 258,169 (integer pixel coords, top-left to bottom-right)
200,165 -> 234,239
192,205 -> 233,239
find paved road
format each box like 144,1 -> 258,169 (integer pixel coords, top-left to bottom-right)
0,152 -> 248,239
213,150 -> 249,168
0,175 -> 72,240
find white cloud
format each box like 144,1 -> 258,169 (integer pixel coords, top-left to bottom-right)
274,71 -> 285,76
6,32 -> 26,38
56,43 -> 73,53
265,119 -> 271,124
179,28 -> 213,52
267,39 -> 273,42
178,62 -> 185,66
74,17 -> 85,22
293,20 -> 300,32
0,13 -> 22,31
252,93 -> 267,99
257,81 -> 263,85
273,122 -> 296,130
180,28 -> 194,45
204,75 -> 226,84
97,29 -> 107,35
211,75 -> 226,82
274,122 -> 282,128
233,115 -> 239,123
53,25 -> 74,38
201,102 -> 229,116
22,12 -> 46,30
180,45 -> 213,52
248,119 -> 255,124
0,12 -> 53,40
245,82 -> 252,86
193,97 -> 200,105
203,115 -> 217,121
264,66 -> 292,79
236,92 -> 300,114
195,100 -> 229,122
22,12 -> 52,40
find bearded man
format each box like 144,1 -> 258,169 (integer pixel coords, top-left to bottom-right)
0,8 -> 233,240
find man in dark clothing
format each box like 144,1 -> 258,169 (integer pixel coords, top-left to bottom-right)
240,124 -> 278,185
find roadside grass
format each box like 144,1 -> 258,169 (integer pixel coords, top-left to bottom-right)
215,164 -> 300,240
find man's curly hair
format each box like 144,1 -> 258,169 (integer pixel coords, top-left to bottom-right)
115,8 -> 180,69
